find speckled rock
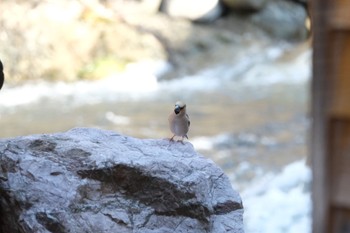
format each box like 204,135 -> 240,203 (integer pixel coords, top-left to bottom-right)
0,128 -> 243,233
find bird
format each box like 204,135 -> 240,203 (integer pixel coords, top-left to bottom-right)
168,101 -> 190,143
0,60 -> 4,90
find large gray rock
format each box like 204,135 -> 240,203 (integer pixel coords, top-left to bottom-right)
0,128 -> 244,233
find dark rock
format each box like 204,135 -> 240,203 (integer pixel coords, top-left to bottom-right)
0,128 -> 243,232
251,0 -> 308,40
222,0 -> 271,11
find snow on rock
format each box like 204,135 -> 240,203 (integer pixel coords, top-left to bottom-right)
0,127 -> 243,233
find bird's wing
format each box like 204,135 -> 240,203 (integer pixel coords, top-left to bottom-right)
186,114 -> 190,127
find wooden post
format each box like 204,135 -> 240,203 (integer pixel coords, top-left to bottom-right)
311,0 -> 350,232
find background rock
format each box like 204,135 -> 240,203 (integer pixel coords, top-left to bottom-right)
0,0 -> 309,84
250,0 -> 308,40
222,0 -> 271,11
159,0 -> 223,22
0,128 -> 243,233
0,0 -> 166,83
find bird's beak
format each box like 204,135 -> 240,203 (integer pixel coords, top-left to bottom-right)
174,105 -> 181,114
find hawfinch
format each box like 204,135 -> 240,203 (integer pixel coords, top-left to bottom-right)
168,101 -> 190,143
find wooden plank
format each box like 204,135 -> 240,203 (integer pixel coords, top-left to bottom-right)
330,207 -> 350,233
328,32 -> 350,117
312,0 -> 350,232
329,31 -> 350,117
311,0 -> 331,231
329,0 -> 350,29
329,118 -> 350,206
310,0 -> 350,232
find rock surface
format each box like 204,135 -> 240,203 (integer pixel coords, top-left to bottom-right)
0,128 -> 243,233
251,0 -> 308,40
222,0 -> 271,11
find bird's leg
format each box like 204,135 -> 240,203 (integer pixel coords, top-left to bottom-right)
179,136 -> 185,145
169,135 -> 175,142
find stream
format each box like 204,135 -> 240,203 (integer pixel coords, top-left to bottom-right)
0,41 -> 311,232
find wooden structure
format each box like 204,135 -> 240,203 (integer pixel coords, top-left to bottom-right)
311,0 -> 350,232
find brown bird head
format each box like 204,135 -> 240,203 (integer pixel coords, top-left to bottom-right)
174,101 -> 186,115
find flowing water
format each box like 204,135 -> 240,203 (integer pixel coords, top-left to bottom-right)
0,41 -> 310,187
0,41 -> 311,232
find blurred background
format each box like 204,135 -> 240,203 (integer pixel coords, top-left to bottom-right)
0,0 -> 311,232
